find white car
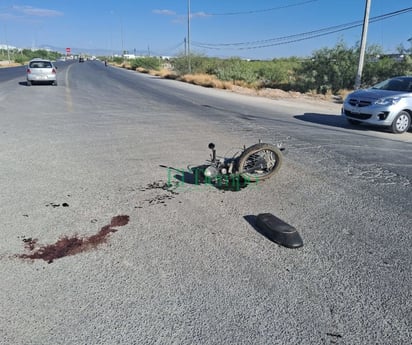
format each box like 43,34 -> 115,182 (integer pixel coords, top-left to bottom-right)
26,58 -> 58,86
342,76 -> 412,133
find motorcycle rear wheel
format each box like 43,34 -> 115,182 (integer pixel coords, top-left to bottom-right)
237,143 -> 283,182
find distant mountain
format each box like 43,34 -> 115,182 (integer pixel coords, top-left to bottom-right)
1,42 -> 168,57
0,43 -> 117,56
37,44 -> 117,56
0,44 -> 17,50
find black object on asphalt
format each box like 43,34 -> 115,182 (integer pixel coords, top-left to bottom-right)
255,213 -> 303,248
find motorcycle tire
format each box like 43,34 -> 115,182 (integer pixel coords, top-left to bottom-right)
237,143 -> 283,182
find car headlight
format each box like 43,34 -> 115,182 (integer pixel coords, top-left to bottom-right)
375,97 -> 401,106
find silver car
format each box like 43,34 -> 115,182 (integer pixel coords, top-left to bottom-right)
26,58 -> 58,86
342,76 -> 412,134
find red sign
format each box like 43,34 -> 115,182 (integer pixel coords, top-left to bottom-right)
65,47 -> 71,53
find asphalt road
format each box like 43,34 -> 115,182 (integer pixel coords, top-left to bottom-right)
0,61 -> 411,345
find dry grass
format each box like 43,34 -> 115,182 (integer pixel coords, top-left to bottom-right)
148,68 -> 178,79
136,67 -> 150,74
120,62 -> 132,69
337,89 -> 352,100
178,73 -> 233,90
0,61 -> 21,68
118,64 -> 349,104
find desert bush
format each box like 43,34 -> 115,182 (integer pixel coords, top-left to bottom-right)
171,54 -> 219,75
296,41 -> 359,93
179,73 -> 232,89
130,57 -> 161,71
214,58 -> 257,84
92,40 -> 412,95
2,48 -> 61,65
257,58 -> 301,88
112,56 -> 124,64
149,69 -> 178,79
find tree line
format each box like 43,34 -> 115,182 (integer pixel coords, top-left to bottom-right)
3,40 -> 411,94
169,41 -> 411,94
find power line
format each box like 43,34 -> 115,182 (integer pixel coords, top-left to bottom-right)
194,21 -> 362,47
194,7 -> 412,48
192,7 -> 412,50
149,40 -> 185,57
206,0 -> 319,16
162,40 -> 185,54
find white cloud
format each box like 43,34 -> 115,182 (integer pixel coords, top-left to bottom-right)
12,5 -> 63,17
191,12 -> 210,18
153,9 -> 176,16
171,11 -> 211,24
153,9 -> 209,22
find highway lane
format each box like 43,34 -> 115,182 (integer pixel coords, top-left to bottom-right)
0,60 -> 74,83
0,61 -> 411,345
0,64 -> 27,82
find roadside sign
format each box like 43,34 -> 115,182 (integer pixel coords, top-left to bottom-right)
66,47 -> 71,54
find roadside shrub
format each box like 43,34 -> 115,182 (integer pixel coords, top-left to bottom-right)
112,57 -> 124,64
257,58 -> 300,88
171,54 -> 218,75
64,40 -> 412,95
214,58 -> 257,84
14,55 -> 26,64
130,57 -> 161,71
179,73 -> 232,89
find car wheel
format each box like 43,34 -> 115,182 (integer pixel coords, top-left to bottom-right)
390,111 -> 411,134
347,119 -> 361,125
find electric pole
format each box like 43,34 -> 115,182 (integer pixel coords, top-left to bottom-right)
354,0 -> 371,89
187,0 -> 191,73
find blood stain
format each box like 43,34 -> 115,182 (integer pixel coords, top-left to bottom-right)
22,238 -> 38,251
18,215 -> 129,263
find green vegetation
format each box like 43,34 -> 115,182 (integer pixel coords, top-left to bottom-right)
170,41 -> 412,94
171,55 -> 300,88
110,56 -> 125,65
0,48 -> 61,64
3,40 -> 412,95
130,57 -> 161,70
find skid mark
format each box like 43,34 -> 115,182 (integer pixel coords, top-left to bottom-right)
17,215 -> 129,263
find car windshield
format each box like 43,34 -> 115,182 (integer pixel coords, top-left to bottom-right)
29,61 -> 52,68
371,77 -> 412,92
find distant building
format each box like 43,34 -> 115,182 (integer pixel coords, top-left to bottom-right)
123,54 -> 136,59
0,43 -> 17,50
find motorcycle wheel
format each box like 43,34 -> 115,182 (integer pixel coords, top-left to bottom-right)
237,143 -> 283,182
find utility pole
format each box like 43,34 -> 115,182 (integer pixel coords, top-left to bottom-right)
354,0 -> 371,89
187,0 -> 191,73
110,11 -> 124,57
121,19 -> 124,56
3,25 -> 10,63
6,42 -> 10,63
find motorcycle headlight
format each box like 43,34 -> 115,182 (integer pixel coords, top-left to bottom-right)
204,166 -> 219,178
375,97 -> 401,106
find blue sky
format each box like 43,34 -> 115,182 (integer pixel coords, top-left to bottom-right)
0,0 -> 411,59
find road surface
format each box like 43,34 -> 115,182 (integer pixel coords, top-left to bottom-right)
0,61 -> 411,345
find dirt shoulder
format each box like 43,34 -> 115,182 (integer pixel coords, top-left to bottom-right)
229,85 -> 343,106
117,63 -> 345,107
0,61 -> 21,68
